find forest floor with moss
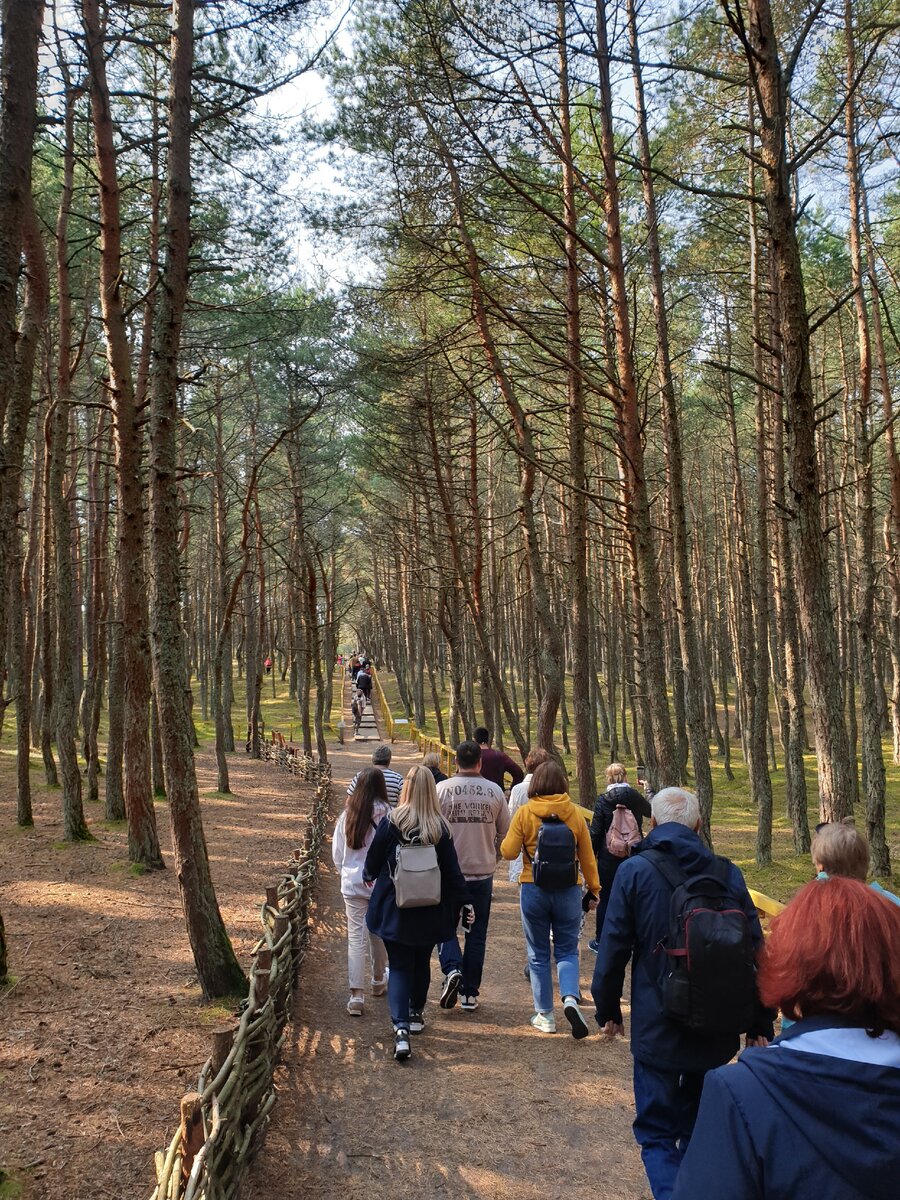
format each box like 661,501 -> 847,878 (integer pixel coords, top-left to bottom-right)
0,745 -> 319,1200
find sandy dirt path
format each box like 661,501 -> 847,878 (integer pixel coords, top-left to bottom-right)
245,682 -> 648,1200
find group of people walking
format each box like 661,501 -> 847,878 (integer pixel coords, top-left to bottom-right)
331,730 -> 900,1200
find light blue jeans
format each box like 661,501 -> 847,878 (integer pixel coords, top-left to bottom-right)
519,882 -> 582,1012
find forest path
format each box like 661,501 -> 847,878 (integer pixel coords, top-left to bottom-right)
244,678 -> 648,1200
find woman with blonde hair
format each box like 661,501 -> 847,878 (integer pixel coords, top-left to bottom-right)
364,765 -> 471,1060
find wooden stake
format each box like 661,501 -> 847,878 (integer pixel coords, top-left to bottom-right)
179,1092 -> 204,1182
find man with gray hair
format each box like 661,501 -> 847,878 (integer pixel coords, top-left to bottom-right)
591,787 -> 773,1200
346,745 -> 404,807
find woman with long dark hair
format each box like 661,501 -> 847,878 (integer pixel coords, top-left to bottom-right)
332,767 -> 390,1016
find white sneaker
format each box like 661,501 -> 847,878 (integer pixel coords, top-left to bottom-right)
347,995 -> 365,1016
459,995 -> 479,1011
531,1011 -> 556,1034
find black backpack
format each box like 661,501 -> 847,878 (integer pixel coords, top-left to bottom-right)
525,815 -> 578,889
643,850 -> 757,1035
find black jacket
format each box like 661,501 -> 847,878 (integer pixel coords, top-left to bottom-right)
363,817 -> 468,946
590,783 -> 651,861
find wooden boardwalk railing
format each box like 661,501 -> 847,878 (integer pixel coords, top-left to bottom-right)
149,755 -> 332,1200
371,669 -> 456,775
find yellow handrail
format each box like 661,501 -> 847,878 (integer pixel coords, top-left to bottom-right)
371,670 -> 455,774
748,888 -> 785,923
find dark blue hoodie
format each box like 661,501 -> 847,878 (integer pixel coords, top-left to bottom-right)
672,1019 -> 900,1199
591,822 -> 773,1072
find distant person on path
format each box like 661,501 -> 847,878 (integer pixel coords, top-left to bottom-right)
811,820 -> 900,906
672,876 -> 900,1200
500,760 -> 599,1038
347,745 -> 404,807
349,656 -> 361,680
589,763 -> 652,954
356,668 -> 372,705
592,787 -> 773,1200
423,752 -> 447,784
351,695 -> 363,733
436,740 -> 510,1012
332,769 -> 390,1016
364,766 -> 472,1061
474,726 -> 524,791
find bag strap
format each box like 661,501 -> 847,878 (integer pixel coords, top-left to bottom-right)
641,848 -> 687,891
644,847 -> 734,892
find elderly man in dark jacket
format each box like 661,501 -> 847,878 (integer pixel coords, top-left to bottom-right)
591,787 -> 774,1200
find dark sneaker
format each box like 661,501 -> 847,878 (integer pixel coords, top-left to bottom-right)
563,996 -> 590,1039
394,1028 -> 411,1060
588,939 -> 600,954
409,1010 -> 425,1033
459,995 -> 479,1011
439,969 -> 462,1009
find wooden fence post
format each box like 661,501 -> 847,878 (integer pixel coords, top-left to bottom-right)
179,1092 -> 204,1183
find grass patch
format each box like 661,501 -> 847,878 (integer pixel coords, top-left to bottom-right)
196,993 -> 247,1025
0,1169 -> 24,1199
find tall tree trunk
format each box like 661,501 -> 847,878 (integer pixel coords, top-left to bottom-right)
147,0 -> 244,998
84,0 -> 164,866
627,0 -> 712,832
845,0 -> 888,876
595,0 -> 676,790
0,0 -> 44,687
52,83 -> 89,843
558,0 -> 595,803
5,202 -> 47,826
727,0 -> 854,820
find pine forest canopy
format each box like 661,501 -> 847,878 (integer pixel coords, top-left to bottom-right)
0,0 -> 898,995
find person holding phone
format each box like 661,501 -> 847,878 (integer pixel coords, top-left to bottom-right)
589,763 -> 652,955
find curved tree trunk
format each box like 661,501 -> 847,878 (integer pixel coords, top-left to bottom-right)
147,0 -> 245,998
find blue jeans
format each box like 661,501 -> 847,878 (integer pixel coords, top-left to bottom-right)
519,882 -> 582,1012
438,876 -> 493,996
632,1059 -> 705,1200
383,940 -> 433,1029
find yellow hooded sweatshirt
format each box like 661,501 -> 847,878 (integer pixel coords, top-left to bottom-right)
500,793 -> 600,894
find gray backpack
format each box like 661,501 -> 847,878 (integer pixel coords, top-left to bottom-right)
390,840 -> 441,908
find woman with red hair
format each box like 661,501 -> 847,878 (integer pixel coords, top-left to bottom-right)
672,875 -> 900,1199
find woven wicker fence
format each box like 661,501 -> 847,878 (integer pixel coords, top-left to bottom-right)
150,753 -> 332,1200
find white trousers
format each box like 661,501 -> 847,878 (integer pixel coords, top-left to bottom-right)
343,895 -> 388,990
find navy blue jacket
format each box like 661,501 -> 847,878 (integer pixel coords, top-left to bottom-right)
673,1018 -> 900,1199
591,822 -> 773,1071
363,817 -> 468,946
